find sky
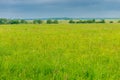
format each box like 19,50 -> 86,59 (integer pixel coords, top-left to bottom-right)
0,0 -> 120,18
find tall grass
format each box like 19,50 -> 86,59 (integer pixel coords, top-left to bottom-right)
0,24 -> 120,80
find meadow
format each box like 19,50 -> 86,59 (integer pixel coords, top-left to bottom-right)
0,24 -> 120,80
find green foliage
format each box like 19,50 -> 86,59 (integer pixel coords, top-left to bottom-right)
96,20 -> 105,23
109,21 -> 113,23
46,19 -> 59,24
53,20 -> 59,24
0,18 -> 107,24
76,20 -> 83,23
0,18 -> 9,24
69,20 -> 75,24
118,20 -> 120,23
46,19 -> 53,24
9,20 -> 20,24
33,20 -> 43,24
20,20 -> 28,24
71,19 -> 106,24
84,19 -> 96,23
100,19 -> 105,23
0,18 -> 29,24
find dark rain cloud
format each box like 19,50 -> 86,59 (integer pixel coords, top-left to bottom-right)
0,0 -> 120,18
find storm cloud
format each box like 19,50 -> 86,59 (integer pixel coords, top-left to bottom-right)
0,0 -> 120,18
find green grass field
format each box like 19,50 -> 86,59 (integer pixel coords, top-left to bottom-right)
0,24 -> 120,80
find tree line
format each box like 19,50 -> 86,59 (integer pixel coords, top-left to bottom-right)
69,19 -> 105,24
0,18 -> 59,24
0,18 -> 119,24
0,18 -> 28,24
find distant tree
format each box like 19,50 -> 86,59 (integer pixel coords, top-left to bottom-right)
76,20 -> 81,24
81,20 -> 87,23
92,19 -> 96,23
109,21 -> 113,23
9,20 -> 20,24
85,19 -> 96,23
100,19 -> 105,23
86,20 -> 93,23
53,20 -> 59,24
46,19 -> 53,24
33,20 -> 42,24
96,19 -> 105,23
80,20 -> 88,23
69,20 -> 75,24
38,20 -> 43,24
76,20 -> 83,23
118,20 -> 120,23
0,18 -> 8,24
33,20 -> 36,24
20,20 -> 27,24
76,19 -> 104,24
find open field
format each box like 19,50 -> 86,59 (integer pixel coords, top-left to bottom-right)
0,24 -> 120,80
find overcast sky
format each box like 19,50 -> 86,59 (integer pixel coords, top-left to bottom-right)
0,0 -> 120,18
